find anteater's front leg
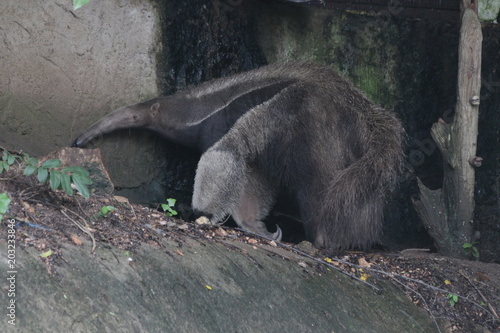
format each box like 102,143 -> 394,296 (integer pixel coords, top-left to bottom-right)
230,167 -> 281,241
192,145 -> 281,240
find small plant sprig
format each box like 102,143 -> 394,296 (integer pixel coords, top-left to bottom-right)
161,198 -> 178,217
0,193 -> 11,221
88,206 -> 116,223
98,205 -> 116,218
0,150 -> 22,173
0,149 -> 92,199
463,242 -> 479,260
447,293 -> 459,307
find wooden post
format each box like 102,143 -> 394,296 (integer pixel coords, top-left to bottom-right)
413,5 -> 482,257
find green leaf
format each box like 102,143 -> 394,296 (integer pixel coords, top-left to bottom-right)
26,157 -> 39,167
0,193 -> 11,215
23,165 -> 37,176
38,167 -> 49,183
102,206 -> 115,213
49,170 -> 62,191
0,163 -> 4,174
39,249 -> 53,258
81,175 -> 93,185
62,166 -> 90,178
2,150 -> 8,161
41,159 -> 62,169
162,198 -> 178,216
472,247 -> 480,259
61,173 -> 73,196
61,166 -> 81,173
73,0 -> 91,10
72,174 -> 90,199
3,160 -> 9,171
7,154 -> 16,165
99,205 -> 116,217
447,293 -> 458,307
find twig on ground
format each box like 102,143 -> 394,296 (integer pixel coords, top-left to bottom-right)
391,277 -> 443,333
60,208 -> 96,253
459,270 -> 499,320
366,265 -> 495,318
234,227 -> 382,292
233,226 -> 496,320
128,202 -> 138,221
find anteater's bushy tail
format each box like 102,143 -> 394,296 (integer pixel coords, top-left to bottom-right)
319,107 -> 404,250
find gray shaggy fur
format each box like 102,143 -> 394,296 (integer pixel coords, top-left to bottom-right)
73,63 -> 404,250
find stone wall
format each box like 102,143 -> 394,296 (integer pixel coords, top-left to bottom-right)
0,0 -> 165,199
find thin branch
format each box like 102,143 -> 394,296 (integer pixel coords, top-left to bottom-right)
233,227 -> 496,319
391,277 -> 443,333
234,227 -> 382,292
459,270 -> 499,320
365,265 -> 496,319
60,208 -> 96,253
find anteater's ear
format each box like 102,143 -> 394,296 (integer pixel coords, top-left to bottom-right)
150,103 -> 160,116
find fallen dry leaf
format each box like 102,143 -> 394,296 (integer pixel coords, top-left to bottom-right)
113,196 -> 129,204
360,273 -> 371,281
215,227 -> 228,237
195,216 -> 210,225
21,201 -> 35,214
358,257 -> 371,268
69,234 -> 83,246
175,249 -> 184,256
39,249 -> 53,258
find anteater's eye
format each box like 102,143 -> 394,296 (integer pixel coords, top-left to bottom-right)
132,114 -> 138,120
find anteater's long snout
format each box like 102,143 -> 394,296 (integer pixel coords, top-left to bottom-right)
72,138 -> 83,148
71,106 -> 139,148
71,126 -> 101,148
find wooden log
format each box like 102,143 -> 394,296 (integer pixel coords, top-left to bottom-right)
414,7 -> 482,257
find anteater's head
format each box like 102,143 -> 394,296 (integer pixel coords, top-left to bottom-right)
72,102 -> 161,147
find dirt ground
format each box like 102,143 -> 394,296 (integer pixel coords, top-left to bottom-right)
1,167 -> 499,333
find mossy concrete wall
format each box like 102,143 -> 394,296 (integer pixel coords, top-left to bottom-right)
0,0 -> 165,200
251,4 -> 401,109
